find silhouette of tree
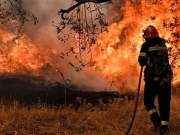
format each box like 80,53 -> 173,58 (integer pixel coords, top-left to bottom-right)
52,0 -> 113,71
0,0 -> 38,32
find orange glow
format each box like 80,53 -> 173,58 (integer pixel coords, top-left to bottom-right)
91,0 -> 180,91
0,1 -> 180,92
0,29 -> 53,76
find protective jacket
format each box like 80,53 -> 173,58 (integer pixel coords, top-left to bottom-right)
138,37 -> 173,131
138,37 -> 173,85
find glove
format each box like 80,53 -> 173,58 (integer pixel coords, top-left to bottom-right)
138,57 -> 147,67
138,60 -> 146,67
139,62 -> 146,67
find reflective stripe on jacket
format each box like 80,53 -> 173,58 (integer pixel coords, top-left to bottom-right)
138,38 -> 173,81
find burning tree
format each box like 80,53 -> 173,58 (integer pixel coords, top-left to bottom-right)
54,0 -> 180,89
0,0 -> 180,92
0,0 -> 53,77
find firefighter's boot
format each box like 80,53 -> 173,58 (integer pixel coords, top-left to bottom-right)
150,112 -> 161,131
160,128 -> 170,135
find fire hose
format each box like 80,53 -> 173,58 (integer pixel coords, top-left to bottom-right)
124,66 -> 143,135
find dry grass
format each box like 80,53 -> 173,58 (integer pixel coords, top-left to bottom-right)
0,92 -> 179,135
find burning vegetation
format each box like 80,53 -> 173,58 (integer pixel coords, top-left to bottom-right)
53,0 -> 180,91
0,0 -> 180,102
0,0 -> 180,134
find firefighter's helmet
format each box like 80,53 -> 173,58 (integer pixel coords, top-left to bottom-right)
143,25 -> 159,38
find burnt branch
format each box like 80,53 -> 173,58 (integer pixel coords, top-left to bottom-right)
58,0 -> 111,20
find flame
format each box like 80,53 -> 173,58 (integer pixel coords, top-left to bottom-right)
91,0 -> 180,91
0,0 -> 180,92
0,29 -> 54,76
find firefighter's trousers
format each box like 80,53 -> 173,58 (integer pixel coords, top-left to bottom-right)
144,79 -> 171,129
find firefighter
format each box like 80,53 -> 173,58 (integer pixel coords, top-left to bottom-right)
138,25 -> 173,135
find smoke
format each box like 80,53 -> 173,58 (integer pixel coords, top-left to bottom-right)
0,0 -> 140,92
18,0 -> 120,91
